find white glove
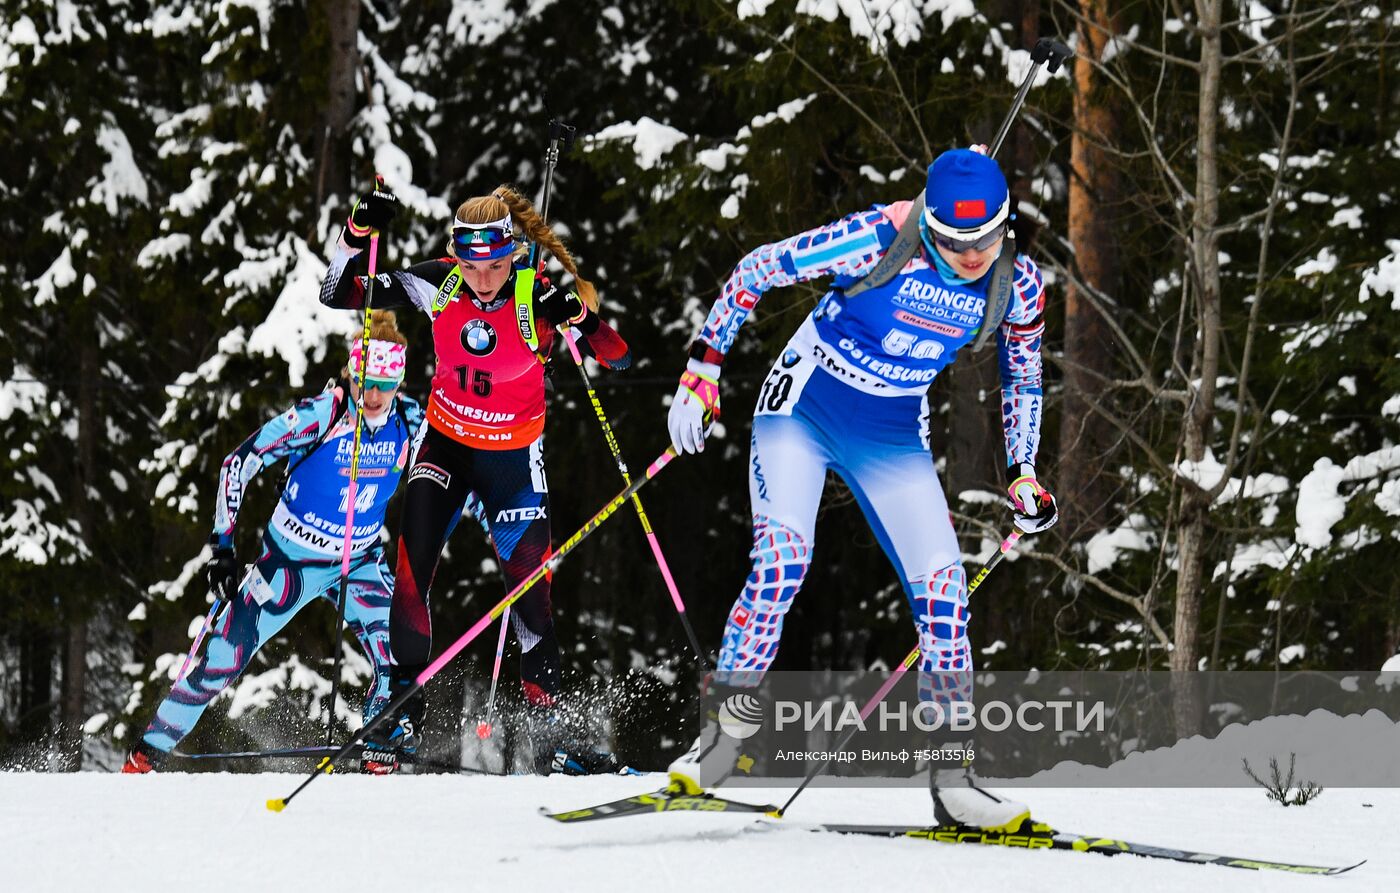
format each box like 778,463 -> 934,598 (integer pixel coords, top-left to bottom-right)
1006,463 -> 1058,534
667,359 -> 721,455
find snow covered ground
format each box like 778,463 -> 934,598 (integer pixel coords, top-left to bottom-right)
3,771 -> 1393,892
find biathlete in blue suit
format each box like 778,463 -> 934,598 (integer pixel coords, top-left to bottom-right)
665,148 -> 1058,831
124,313 -> 424,773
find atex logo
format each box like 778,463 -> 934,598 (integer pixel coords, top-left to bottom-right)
718,693 -> 765,740
496,506 -> 546,523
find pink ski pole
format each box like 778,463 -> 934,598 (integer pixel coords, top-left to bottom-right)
175,600 -> 222,684
325,179 -> 384,744
268,446 -> 680,812
558,326 -> 709,666
477,606 -> 510,739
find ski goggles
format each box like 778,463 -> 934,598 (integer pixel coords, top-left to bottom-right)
923,195 -> 1010,253
926,222 -> 1008,254
451,212 -> 515,261
354,377 -> 399,393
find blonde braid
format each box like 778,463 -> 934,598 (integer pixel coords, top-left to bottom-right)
492,185 -> 599,311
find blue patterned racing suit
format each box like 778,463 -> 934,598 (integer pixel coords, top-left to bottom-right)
693,200 -> 1045,708
140,387 -> 427,753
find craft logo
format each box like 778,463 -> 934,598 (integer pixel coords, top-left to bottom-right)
718,693 -> 765,740
461,319 -> 497,356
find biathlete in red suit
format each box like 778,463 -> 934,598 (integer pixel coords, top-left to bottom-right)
320,184 -> 631,772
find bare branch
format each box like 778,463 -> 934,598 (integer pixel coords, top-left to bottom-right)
718,2 -> 917,168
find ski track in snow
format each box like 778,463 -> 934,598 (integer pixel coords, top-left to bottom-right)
3,773 -> 1392,892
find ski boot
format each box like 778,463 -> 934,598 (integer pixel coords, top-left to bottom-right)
525,700 -> 624,776
548,742 -> 626,776
121,739 -> 166,774
361,664 -> 425,775
667,681 -> 765,795
929,738 -> 1030,832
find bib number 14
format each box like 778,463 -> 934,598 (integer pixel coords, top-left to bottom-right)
338,483 -> 378,513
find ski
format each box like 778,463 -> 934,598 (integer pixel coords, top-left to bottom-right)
804,822 -> 1364,876
172,745 -> 497,775
542,788 -> 779,823
174,745 -> 340,760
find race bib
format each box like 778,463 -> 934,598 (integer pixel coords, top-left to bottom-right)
754,346 -> 817,418
245,564 -> 277,606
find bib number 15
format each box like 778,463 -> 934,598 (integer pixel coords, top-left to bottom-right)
455,365 -> 493,397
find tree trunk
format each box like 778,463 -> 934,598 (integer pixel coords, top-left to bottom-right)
19,623 -> 55,745
315,0 -> 361,209
59,320 -> 100,770
944,348 -> 1002,499
1060,0 -> 1122,537
1171,0 -> 1224,735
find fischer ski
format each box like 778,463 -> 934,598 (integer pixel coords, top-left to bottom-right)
542,788 -> 778,823
800,822 -> 1364,876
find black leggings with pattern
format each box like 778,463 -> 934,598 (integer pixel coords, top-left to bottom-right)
390,425 -> 560,705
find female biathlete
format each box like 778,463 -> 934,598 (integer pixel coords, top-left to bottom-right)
124,315 -> 420,773
320,185 -> 630,774
665,148 -> 1058,830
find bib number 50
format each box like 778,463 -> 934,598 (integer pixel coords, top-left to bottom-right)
755,351 -> 814,418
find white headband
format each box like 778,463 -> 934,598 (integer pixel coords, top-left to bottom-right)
453,211 -> 512,232
923,197 -> 1010,240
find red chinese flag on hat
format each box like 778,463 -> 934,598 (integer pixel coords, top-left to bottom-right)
954,199 -> 987,220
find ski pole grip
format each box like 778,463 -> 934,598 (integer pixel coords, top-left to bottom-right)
1032,37 -> 1073,73
548,118 -> 578,150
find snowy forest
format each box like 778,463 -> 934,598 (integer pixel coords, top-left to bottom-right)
1,0 -> 1397,773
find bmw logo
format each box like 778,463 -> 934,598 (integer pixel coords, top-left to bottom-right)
461,319 -> 497,356
781,348 -> 800,369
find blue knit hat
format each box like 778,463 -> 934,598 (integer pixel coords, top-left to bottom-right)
923,149 -> 1009,241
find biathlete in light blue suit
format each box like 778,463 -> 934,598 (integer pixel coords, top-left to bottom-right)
125,313 -> 428,772
665,148 -> 1059,831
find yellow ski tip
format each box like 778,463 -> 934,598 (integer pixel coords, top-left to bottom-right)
266,799 -> 287,813
765,809 -> 783,819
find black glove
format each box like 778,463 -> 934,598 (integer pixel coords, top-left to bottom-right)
206,540 -> 239,602
345,186 -> 399,248
537,281 -> 587,328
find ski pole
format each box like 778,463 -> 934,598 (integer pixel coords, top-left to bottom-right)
533,119 -> 710,666
452,491 -> 513,738
535,118 -> 576,234
465,121 -> 573,737
987,37 -> 1072,158
771,529 -> 1023,818
477,605 -> 510,740
267,445 -> 680,812
326,174 -> 385,746
175,600 -> 223,684
559,326 -> 711,667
